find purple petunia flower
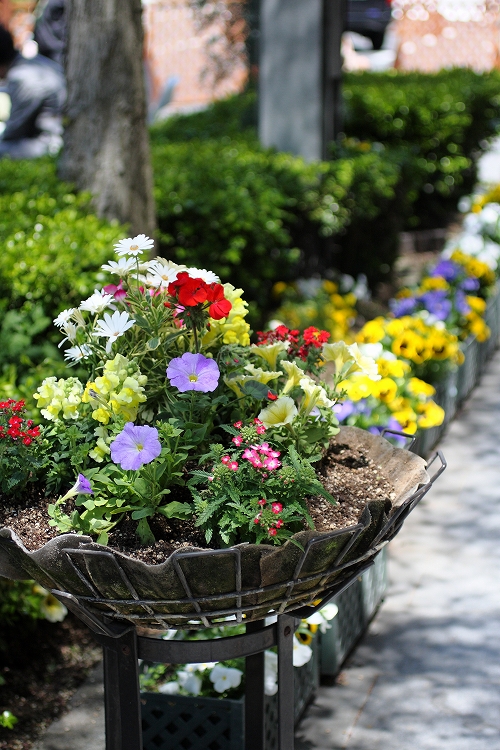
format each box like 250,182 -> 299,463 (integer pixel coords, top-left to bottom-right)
430,260 -> 460,282
166,352 -> 220,393
390,296 -> 418,317
74,473 -> 93,494
110,423 -> 162,471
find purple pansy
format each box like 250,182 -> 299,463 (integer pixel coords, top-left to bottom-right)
110,423 -> 162,471
419,290 -> 452,321
390,296 -> 418,317
333,400 -> 356,422
455,290 -> 471,316
459,277 -> 480,293
369,418 -> 406,447
166,352 -> 220,393
430,260 -> 460,282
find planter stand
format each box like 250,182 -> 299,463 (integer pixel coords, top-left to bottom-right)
53,592 -> 298,750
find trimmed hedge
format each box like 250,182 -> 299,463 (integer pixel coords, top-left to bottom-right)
343,68 -> 500,228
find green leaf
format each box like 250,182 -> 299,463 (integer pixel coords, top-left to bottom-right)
241,380 -> 270,399
131,508 -> 154,520
157,501 -> 193,519
147,336 -> 160,350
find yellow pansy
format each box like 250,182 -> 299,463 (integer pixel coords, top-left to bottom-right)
339,375 -> 375,401
356,318 -> 386,343
407,378 -> 436,398
417,400 -> 445,428
391,408 -> 418,434
371,378 -> 398,403
419,276 -> 449,292
376,358 -> 411,379
466,295 -> 487,314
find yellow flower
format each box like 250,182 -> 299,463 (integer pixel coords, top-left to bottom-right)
419,276 -> 449,292
466,295 -> 486,314
339,375 -> 375,401
371,378 -> 398,403
243,364 -> 282,383
391,408 -> 418,434
82,355 -> 147,424
299,377 -> 334,415
202,284 -> 251,347
356,318 -> 386,343
34,376 -> 84,421
417,400 -> 445,428
281,360 -> 305,394
376,358 -> 411,379
467,314 -> 490,342
259,396 -> 298,427
250,341 -> 289,370
225,367 -> 281,398
322,280 -> 338,294
407,378 -> 436,398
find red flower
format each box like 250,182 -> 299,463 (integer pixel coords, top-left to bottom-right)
268,528 -> 277,537
169,273 -> 209,307
267,391 -> 278,401
271,502 -> 283,514
206,284 -> 232,320
303,327 -> 330,347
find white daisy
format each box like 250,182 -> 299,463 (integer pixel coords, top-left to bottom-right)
101,257 -> 137,275
64,344 -> 93,362
53,308 -> 75,328
114,234 -> 155,257
92,311 -> 136,353
186,267 -> 220,284
57,322 -> 78,348
79,290 -> 114,315
146,259 -> 185,288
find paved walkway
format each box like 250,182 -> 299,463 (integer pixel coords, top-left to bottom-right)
34,351 -> 500,750
297,349 -> 500,750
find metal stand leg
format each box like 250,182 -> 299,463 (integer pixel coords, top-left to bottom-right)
102,627 -> 143,750
277,614 -> 295,750
245,620 -> 266,750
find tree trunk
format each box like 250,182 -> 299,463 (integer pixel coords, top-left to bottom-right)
59,0 -> 156,238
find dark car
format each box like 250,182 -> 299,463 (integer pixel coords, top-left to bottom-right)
346,0 -> 393,50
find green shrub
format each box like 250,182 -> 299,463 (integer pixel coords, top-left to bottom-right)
0,158 -> 126,398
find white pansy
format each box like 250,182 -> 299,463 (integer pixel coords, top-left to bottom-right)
39,592 -> 68,623
53,308 -> 75,328
114,234 -> 154,257
79,290 -> 114,315
57,321 -> 78,348
186,266 -> 220,284
177,670 -> 202,696
320,603 -> 339,621
101,257 -> 137,275
209,665 -> 243,693
92,311 -> 136,353
64,344 -> 92,362
158,681 -> 180,695
306,604 -> 338,633
292,636 -> 312,667
264,651 -> 278,696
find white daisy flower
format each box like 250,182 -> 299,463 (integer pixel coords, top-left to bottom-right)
53,308 -> 76,328
146,262 -> 183,289
64,344 -> 92,362
57,322 -> 78,348
186,267 -> 220,284
114,234 -> 155,257
92,311 -> 136,353
79,290 -> 114,315
101,257 -> 137,275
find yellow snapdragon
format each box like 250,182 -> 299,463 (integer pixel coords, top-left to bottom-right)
34,377 -> 84,421
202,284 -> 251,347
82,354 -> 147,425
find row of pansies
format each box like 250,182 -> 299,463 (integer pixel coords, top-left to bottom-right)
270,195 -> 500,450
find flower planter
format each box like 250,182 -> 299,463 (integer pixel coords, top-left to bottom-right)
0,427 -> 437,632
140,638 -> 319,750
319,547 -> 388,678
456,336 -> 480,405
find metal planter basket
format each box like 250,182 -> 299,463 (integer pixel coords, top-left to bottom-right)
141,639 -> 319,750
0,427 -> 442,631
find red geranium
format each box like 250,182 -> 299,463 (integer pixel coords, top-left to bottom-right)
206,284 -> 232,320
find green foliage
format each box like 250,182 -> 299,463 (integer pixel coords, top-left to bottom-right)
0,157 -> 126,399
0,579 -> 48,627
343,68 -> 500,228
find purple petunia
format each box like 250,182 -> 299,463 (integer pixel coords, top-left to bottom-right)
166,352 -> 220,393
74,473 -> 93,494
110,423 -> 162,471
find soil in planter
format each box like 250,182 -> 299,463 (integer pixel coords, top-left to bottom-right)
0,613 -> 101,750
0,442 -> 395,564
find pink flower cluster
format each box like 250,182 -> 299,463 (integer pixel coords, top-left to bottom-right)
241,443 -> 281,471
254,498 -> 284,536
